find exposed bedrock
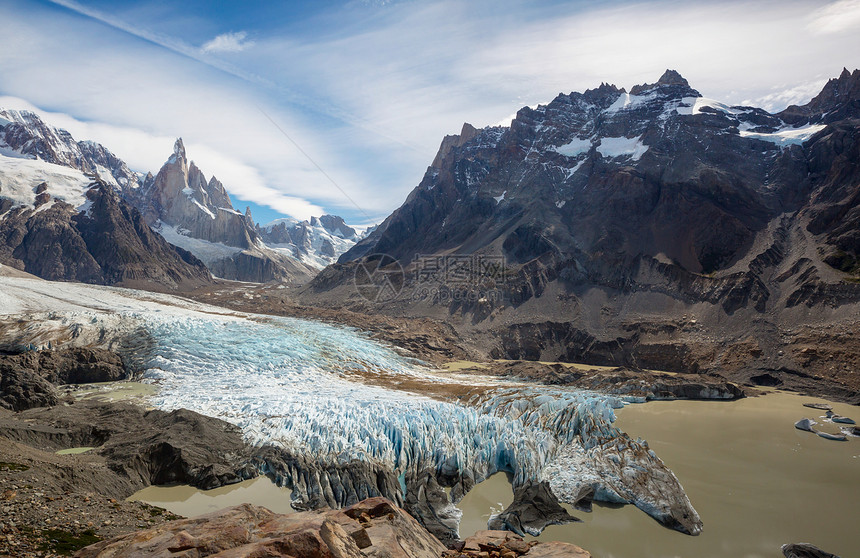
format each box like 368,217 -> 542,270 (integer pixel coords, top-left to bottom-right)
487,481 -> 581,537
469,360 -> 744,401
0,401 -> 255,495
782,542 -> 841,558
0,348 -> 127,411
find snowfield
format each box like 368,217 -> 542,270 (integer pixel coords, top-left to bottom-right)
0,152 -> 92,211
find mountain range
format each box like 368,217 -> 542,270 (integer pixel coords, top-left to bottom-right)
0,109 -> 363,287
305,69 -> 860,399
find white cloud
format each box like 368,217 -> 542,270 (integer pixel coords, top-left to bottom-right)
808,0 -> 860,34
740,79 -> 830,112
3,0 -> 859,224
201,31 -> 254,54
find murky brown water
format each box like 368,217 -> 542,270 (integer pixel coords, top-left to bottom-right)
128,477 -> 296,517
128,390 -> 858,557
458,390 -> 860,558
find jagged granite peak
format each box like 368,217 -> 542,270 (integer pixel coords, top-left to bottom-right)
135,139 -> 256,250
170,137 -> 186,163
129,139 -> 316,283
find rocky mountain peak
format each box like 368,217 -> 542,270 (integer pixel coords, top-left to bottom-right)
170,138 -> 186,164
432,122 -> 479,168
778,67 -> 860,125
629,69 -> 699,97
657,69 -> 689,87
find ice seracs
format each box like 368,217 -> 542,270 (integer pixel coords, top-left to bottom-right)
0,274 -> 702,537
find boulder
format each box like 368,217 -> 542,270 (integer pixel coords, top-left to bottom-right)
75,499 -> 446,558
816,431 -> 847,441
0,365 -> 58,411
524,541 -> 591,557
802,403 -> 833,411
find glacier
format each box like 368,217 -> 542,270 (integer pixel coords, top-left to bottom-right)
0,275 -> 701,536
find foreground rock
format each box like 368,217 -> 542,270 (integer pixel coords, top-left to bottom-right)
75,498 -> 447,558
0,436 -> 183,557
449,530 -> 590,558
782,542 -> 841,558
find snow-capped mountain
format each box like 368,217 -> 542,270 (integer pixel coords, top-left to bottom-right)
0,107 -> 364,284
258,214 -> 365,269
309,69 -> 860,387
130,138 -> 317,284
0,125 -> 211,289
0,109 -> 140,193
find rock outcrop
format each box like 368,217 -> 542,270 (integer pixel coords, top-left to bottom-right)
781,542 -> 841,558
466,361 -> 744,401
452,530 -> 591,558
0,400 -> 255,493
74,498 -> 447,558
0,347 -> 127,411
487,481 -> 580,536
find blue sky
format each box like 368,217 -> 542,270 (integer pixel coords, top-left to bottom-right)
1,0 -> 859,226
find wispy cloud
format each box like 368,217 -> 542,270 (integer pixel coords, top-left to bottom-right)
201,31 -> 254,54
3,0 -> 858,224
808,0 -> 860,34
741,79 -> 830,112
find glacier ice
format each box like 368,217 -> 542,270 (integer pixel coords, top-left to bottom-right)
138,311 -> 700,534
0,275 -> 701,534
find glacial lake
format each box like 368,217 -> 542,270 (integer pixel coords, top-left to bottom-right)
461,390 -> 860,558
130,390 -> 859,558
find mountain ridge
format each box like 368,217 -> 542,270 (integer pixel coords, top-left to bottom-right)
305,68 -> 860,400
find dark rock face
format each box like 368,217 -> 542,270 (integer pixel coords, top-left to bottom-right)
487,481 -> 580,537
782,542 -> 841,558
0,365 -> 58,411
0,348 -> 126,411
0,401 -> 255,490
308,70 -> 860,400
0,180 -> 211,289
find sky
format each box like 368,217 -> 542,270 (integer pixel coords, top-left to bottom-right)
0,0 -> 858,226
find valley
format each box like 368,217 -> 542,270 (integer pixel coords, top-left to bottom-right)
2,63 -> 859,558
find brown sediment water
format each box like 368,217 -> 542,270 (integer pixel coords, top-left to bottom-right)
457,390 -> 860,558
60,381 -> 158,404
55,447 -> 96,455
127,477 -> 297,518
